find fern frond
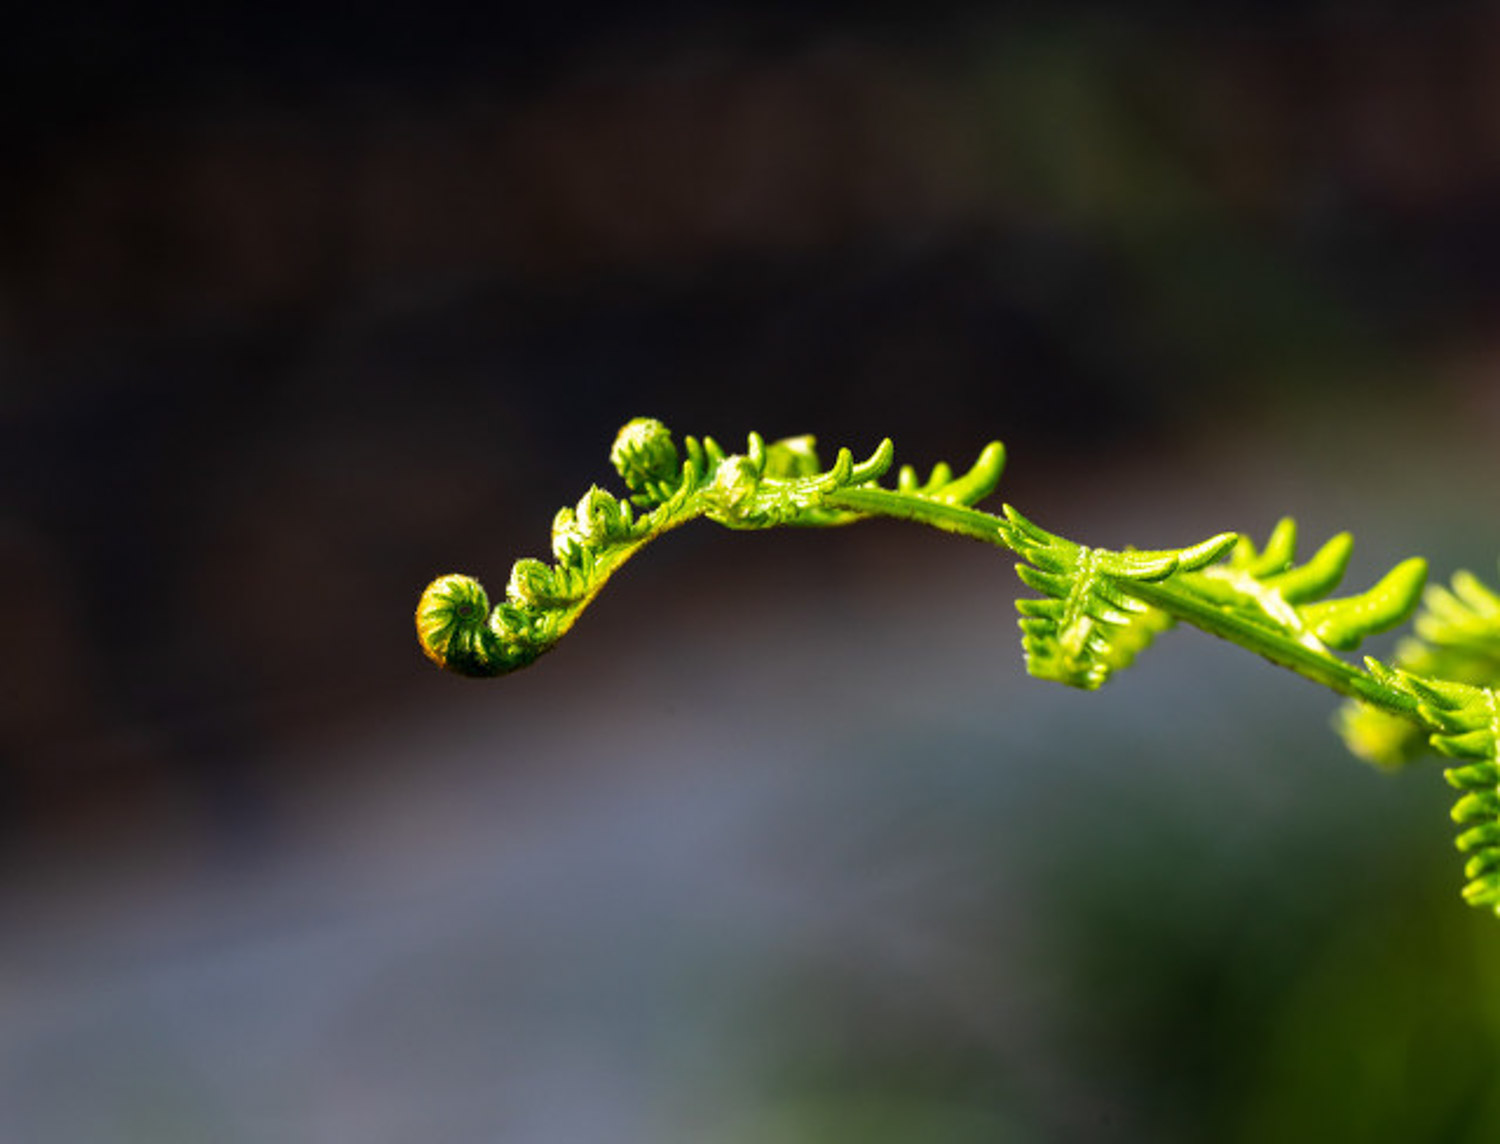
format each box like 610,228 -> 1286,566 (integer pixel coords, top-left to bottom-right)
1359,666 -> 1500,911
1337,565 -> 1500,768
419,417 -> 1500,923
893,441 -> 1008,506
1418,569 -> 1500,671
1180,518 -> 1426,653
417,418 -> 997,675
1000,506 -> 1236,690
999,511 -> 1419,697
1011,517 -> 1427,730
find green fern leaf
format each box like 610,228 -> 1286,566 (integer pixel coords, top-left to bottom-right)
893,441 -> 1008,506
1175,518 -> 1425,653
1338,564 -> 1500,768
1001,506 -> 1236,689
1360,666 -> 1500,911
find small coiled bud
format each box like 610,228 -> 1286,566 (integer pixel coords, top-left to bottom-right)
416,574 -> 507,677
575,485 -> 629,545
552,507 -> 584,565
610,417 -> 681,504
703,455 -> 765,525
507,557 -> 574,607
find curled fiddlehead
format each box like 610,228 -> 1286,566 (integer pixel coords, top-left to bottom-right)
418,416 -> 1500,919
415,417 -> 967,676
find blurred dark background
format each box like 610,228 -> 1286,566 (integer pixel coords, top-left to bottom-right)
5,2 -> 1500,1141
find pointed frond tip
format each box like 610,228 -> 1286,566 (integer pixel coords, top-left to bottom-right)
1302,557 -> 1428,650
895,441 -> 1007,507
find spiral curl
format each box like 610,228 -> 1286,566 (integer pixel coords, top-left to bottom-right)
416,574 -> 507,677
419,417 -> 912,679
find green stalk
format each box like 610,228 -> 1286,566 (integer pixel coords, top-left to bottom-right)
822,487 -> 1010,544
1118,577 -> 1420,719
829,485 -> 1419,720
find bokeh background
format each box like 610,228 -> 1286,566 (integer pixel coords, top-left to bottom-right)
6,2 -> 1500,1140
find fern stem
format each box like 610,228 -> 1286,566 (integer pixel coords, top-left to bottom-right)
1118,577 -> 1421,718
828,486 -> 1420,717
822,487 -> 1008,543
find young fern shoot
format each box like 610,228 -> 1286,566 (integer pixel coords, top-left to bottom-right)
417,417 -> 1500,918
